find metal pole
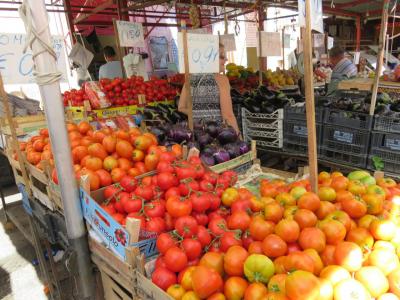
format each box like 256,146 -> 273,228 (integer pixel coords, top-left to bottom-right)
21,0 -> 94,298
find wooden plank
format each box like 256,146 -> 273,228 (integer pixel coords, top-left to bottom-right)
302,4 -> 318,192
113,18 -> 127,79
181,20 -> 193,131
88,237 -> 135,280
370,0 -> 390,115
74,0 -> 114,24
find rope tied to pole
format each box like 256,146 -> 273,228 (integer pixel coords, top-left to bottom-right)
18,0 -> 62,86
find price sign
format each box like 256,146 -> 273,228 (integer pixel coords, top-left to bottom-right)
178,32 -> 219,73
116,21 -> 145,48
284,34 -> 291,49
298,0 -> 323,33
313,34 -> 325,48
327,37 -> 334,49
256,32 -> 282,57
220,34 -> 236,52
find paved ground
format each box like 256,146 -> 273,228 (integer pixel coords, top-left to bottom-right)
0,185 -> 48,300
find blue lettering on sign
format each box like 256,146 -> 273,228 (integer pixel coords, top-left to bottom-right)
19,53 -> 33,76
0,34 -> 9,45
13,34 -> 24,45
0,53 -> 13,70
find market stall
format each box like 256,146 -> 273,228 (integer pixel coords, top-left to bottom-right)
3,0 -> 400,299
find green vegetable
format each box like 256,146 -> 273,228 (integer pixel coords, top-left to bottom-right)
372,156 -> 384,171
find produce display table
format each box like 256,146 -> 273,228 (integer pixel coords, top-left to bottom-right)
338,77 -> 400,92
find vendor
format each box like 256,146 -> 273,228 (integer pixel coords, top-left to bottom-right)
99,46 -> 123,79
327,46 -> 357,94
178,44 -> 240,134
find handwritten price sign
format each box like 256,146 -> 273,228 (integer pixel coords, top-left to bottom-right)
298,0 -> 323,33
116,21 -> 145,48
178,33 -> 219,74
0,33 -> 67,84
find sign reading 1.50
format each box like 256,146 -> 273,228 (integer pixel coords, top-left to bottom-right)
116,21 -> 145,48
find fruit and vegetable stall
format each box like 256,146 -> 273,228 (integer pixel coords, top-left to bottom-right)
2,0 -> 400,300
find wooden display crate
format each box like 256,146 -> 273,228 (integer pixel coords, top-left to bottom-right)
90,237 -> 137,300
0,114 -> 47,136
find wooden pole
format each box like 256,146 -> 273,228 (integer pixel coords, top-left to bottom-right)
303,1 -> 318,192
181,20 -> 194,130
112,18 -> 127,79
282,29 -> 285,70
258,30 -> 263,86
369,0 -> 390,116
356,16 -> 361,52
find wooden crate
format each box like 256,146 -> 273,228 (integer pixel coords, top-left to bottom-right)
93,254 -> 136,300
135,271 -> 172,300
0,114 -> 47,136
7,156 -> 25,185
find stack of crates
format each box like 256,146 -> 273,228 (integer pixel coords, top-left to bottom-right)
241,107 -> 284,150
368,114 -> 400,173
283,105 -> 324,155
320,108 -> 373,168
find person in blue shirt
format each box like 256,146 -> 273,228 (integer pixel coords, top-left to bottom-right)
99,46 -> 123,79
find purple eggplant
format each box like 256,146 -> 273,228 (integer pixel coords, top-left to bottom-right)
205,121 -> 219,138
168,125 -> 193,143
224,143 -> 241,159
198,133 -> 212,149
213,148 -> 230,164
237,141 -> 250,154
217,126 -> 238,145
200,153 -> 215,166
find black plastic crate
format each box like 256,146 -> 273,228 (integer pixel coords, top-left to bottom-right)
284,105 -> 325,123
367,131 -> 400,174
370,131 -> 400,152
322,147 -> 368,169
374,115 -> 400,134
320,125 -> 370,168
233,104 -> 243,132
324,108 -> 373,130
322,125 -> 371,155
283,120 -> 322,154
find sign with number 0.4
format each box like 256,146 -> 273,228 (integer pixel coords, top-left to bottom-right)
177,33 -> 219,74
298,0 -> 323,33
116,21 -> 145,48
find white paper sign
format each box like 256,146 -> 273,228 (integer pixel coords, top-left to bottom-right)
327,37 -> 334,49
256,32 -> 282,57
116,21 -> 145,48
188,28 -> 208,34
298,0 -> 323,33
354,52 -> 360,65
313,34 -> 325,48
220,34 -> 236,52
284,34 -> 291,49
0,33 -> 67,84
177,32 -> 219,73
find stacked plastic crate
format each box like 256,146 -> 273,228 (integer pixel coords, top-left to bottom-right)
368,115 -> 400,174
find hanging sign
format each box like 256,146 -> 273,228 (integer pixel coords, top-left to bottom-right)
257,32 -> 282,57
327,37 -> 334,49
354,52 -> 361,65
177,32 -> 219,73
0,33 -> 67,84
284,34 -> 291,49
220,34 -> 236,52
116,21 -> 145,48
313,34 -> 325,48
298,0 -> 323,33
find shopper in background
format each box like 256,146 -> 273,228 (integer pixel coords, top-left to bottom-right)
327,46 -> 357,95
178,44 -> 240,134
99,46 -> 123,80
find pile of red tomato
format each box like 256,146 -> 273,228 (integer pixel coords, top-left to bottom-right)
62,75 -> 178,108
100,154 -> 238,238
143,169 -> 400,300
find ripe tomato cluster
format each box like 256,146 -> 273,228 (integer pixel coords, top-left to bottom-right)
63,76 -> 178,108
149,170 -> 400,300
63,88 -> 88,107
100,154 -> 238,239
